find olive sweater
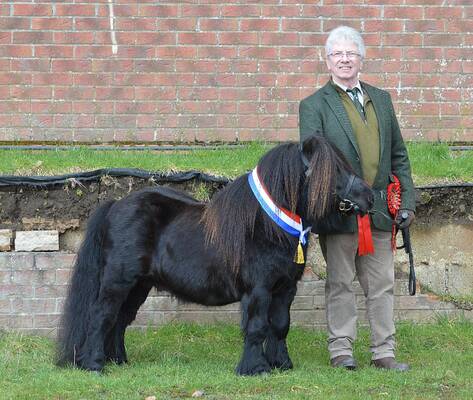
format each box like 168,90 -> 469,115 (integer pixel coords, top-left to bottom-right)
336,86 -> 380,186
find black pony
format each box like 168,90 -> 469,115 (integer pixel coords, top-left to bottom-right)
56,135 -> 373,375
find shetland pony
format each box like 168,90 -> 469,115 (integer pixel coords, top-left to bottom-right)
56,135 -> 373,375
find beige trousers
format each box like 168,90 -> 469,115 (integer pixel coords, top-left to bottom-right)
320,229 -> 395,361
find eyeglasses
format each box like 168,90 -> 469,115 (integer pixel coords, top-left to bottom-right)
328,51 -> 361,60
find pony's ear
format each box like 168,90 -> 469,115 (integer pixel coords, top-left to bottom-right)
301,133 -> 321,160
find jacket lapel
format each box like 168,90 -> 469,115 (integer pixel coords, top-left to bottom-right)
322,82 -> 361,158
362,82 -> 386,165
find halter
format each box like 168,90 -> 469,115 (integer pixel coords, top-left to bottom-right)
338,174 -> 360,213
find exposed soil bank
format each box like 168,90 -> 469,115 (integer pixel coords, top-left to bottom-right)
1,176 -> 472,296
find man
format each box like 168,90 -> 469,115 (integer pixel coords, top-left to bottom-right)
299,26 -> 415,371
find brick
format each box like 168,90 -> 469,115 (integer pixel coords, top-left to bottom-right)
241,18 -> 279,31
291,296 -> 314,310
118,102 -> 156,115
197,46 -> 237,59
136,32 -> 176,45
178,32 -> 217,45
13,4 -> 52,16
0,253 -> 35,271
116,17 -> 155,31
424,7 -> 462,19
75,17 -> 110,31
0,16 -> 30,30
219,32 -> 258,45
52,60 -> 92,73
282,19 -> 321,32
34,284 -> 69,299
139,4 -> 179,17
260,32 -> 299,45
134,60 -> 173,73
384,6 -> 423,19
0,31 -> 11,44
181,5 -> 220,17
0,314 -> 33,329
176,310 -> 240,324
364,19 -> 404,32
221,5 -> 260,17
199,19 -> 238,31
0,298 -> 10,313
32,17 -> 73,30
405,20 -> 445,32
56,4 -> 96,16
13,31 -> 53,44
382,34 -> 422,47
33,73 -> 73,85
132,311 -> 174,327
0,271 -> 12,284
33,314 -> 61,329
11,298 -> 57,314
424,34 -> 463,47
54,31 -> 94,44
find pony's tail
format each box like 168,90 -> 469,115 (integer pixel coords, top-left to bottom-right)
56,200 -> 115,367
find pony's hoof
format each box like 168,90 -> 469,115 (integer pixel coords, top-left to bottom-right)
78,361 -> 105,373
107,356 -> 128,365
236,360 -> 271,376
264,343 -> 293,370
270,358 -> 293,371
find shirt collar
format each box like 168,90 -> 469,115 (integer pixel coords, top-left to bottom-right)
332,79 -> 362,93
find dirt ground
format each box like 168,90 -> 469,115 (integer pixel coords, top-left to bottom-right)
1,176 -> 472,235
0,176 -> 224,234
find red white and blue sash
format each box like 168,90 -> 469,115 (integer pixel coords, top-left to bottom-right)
248,166 -> 311,246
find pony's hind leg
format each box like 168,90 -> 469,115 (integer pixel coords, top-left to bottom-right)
264,284 -> 297,370
105,281 -> 153,365
236,287 -> 272,376
79,269 -> 140,372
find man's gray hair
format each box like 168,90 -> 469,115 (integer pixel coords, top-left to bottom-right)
325,26 -> 365,59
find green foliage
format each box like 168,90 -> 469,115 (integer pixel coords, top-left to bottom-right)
0,143 -> 270,179
1,320 -> 473,399
189,182 -> 212,202
1,142 -> 473,184
406,142 -> 473,184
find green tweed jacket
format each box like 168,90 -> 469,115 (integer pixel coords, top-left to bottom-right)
299,80 -> 416,233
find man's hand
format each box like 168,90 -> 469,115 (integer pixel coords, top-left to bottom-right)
396,209 -> 415,229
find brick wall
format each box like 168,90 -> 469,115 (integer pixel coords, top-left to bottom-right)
0,1 -> 472,143
1,252 -> 471,336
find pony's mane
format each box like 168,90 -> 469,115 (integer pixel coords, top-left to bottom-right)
202,137 -> 346,270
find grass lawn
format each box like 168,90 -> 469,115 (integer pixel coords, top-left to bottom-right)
0,142 -> 472,185
1,318 -> 472,400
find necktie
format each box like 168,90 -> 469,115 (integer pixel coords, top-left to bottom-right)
346,87 -> 365,121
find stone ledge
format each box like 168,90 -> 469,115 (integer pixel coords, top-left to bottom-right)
15,231 -> 59,252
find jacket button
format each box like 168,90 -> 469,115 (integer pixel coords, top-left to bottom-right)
356,157 -> 360,161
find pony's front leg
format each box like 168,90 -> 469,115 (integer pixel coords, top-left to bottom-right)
236,287 -> 272,376
264,284 -> 297,370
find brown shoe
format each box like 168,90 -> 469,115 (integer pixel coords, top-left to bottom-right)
330,355 -> 357,370
372,357 -> 410,371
